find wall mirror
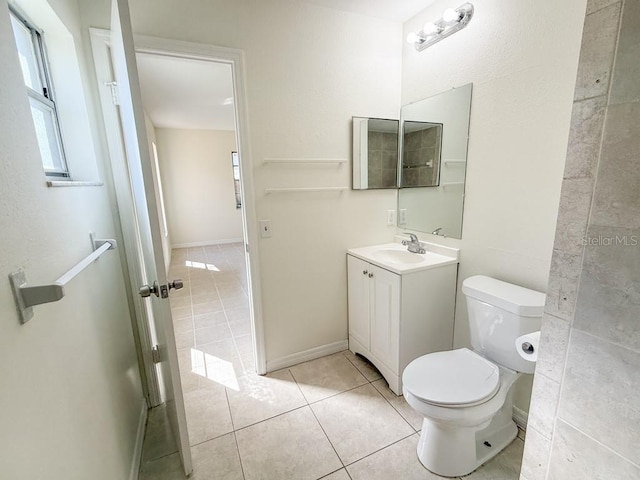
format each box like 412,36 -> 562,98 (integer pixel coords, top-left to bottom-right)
398,83 -> 472,238
352,117 -> 399,190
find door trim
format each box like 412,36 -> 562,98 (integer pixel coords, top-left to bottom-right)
89,29 -> 267,380
89,27 -> 161,406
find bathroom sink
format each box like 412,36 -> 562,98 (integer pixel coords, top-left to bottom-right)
347,240 -> 459,275
371,249 -> 425,264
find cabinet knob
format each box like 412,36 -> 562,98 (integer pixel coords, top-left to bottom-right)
368,273 -> 374,278
363,270 -> 368,275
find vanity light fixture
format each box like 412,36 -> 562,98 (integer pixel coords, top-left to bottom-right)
407,3 -> 474,52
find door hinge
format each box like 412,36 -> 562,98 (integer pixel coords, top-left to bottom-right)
151,345 -> 161,364
105,81 -> 119,105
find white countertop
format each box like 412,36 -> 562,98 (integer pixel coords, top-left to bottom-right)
347,241 -> 459,275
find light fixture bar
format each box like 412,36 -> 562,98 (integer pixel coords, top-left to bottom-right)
408,3 -> 474,52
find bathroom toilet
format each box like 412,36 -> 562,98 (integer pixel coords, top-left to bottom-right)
402,275 -> 545,477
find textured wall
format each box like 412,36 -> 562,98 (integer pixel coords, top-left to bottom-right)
401,0 -> 587,416
0,1 -> 144,478
156,128 -> 242,246
79,0 -> 403,365
521,1 -> 640,478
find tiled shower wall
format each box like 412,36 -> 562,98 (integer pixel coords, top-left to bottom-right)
367,130 -> 398,188
402,126 -> 441,187
520,1 -> 640,479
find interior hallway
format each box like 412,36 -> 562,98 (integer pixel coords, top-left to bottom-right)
137,247 -> 524,479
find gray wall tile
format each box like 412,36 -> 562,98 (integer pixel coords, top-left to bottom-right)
574,225 -> 640,350
535,314 -> 571,383
520,427 -> 551,480
545,272 -> 580,320
558,330 -> 640,465
525,2 -> 639,478
609,0 -> 640,104
574,3 -> 622,101
590,102 -> 640,229
527,374 -> 561,438
549,249 -> 583,280
563,96 -> 607,179
586,0 -> 620,15
552,178 -> 594,255
548,420 -> 640,480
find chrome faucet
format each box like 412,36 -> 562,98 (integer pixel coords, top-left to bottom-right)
432,227 -> 444,236
402,233 -> 426,254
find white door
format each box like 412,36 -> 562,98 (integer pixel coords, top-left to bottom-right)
369,265 -> 400,372
110,0 -> 192,474
347,255 -> 371,349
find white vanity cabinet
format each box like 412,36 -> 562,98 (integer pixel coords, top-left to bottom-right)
348,256 -> 401,372
347,242 -> 459,395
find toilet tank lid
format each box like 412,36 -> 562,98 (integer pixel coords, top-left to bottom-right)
462,275 -> 545,317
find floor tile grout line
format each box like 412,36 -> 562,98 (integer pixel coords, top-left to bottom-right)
316,467 -> 350,480
224,387 -> 236,432
369,381 -> 419,433
205,246 -> 253,375
308,402 -> 347,469
230,403 -> 310,434
231,430 -> 247,480
139,448 -> 181,466
342,431 -> 416,469
287,367 -> 312,405
340,351 -> 418,433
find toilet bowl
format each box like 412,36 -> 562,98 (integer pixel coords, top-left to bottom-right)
402,275 -> 545,477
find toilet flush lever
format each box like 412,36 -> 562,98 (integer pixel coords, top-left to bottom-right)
521,342 -> 535,355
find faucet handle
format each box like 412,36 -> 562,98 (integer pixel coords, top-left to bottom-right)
407,233 -> 419,243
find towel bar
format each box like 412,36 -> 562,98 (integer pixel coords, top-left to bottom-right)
9,233 -> 117,324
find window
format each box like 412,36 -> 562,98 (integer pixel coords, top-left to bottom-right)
232,151 -> 241,208
10,7 -> 68,178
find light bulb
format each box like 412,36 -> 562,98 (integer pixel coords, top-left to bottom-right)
406,32 -> 420,44
422,22 -> 439,35
442,7 -> 461,22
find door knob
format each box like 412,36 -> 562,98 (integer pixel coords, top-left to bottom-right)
168,279 -> 184,291
139,281 -> 159,298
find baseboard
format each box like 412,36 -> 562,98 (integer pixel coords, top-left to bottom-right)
512,406 -> 528,431
172,238 -> 243,249
129,399 -> 148,480
266,340 -> 349,372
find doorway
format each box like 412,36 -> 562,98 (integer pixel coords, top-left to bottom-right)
135,53 -> 257,398
89,29 -> 266,445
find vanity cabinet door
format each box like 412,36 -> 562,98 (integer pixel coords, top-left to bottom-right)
369,265 -> 400,372
347,255 -> 370,349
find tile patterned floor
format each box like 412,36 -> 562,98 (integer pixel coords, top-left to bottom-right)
138,245 -> 524,479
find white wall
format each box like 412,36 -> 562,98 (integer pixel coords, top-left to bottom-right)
401,0 -> 586,414
0,0 -> 144,478
80,0 -> 402,365
155,128 -> 242,247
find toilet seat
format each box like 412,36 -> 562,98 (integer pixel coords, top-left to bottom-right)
403,348 -> 500,407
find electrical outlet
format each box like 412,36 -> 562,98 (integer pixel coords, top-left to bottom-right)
259,220 -> 272,238
387,210 -> 396,226
399,209 -> 407,225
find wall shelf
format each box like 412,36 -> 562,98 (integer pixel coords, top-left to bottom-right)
444,160 -> 466,166
263,158 -> 347,165
264,187 -> 347,194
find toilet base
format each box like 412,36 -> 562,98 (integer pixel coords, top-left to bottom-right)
416,400 -> 518,477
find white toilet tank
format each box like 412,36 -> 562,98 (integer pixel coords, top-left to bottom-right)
462,275 -> 545,374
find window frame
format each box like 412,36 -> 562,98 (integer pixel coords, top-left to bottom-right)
9,6 -> 69,179
231,151 -> 241,209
